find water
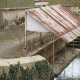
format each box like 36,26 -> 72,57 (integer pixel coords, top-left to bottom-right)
54,55 -> 80,80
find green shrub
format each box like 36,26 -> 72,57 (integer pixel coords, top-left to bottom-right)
0,60 -> 50,80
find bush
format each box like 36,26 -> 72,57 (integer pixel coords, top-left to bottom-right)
0,60 -> 50,80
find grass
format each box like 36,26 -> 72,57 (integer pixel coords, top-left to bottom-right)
0,0 -> 80,8
0,0 -> 66,8
0,0 -> 80,9
0,24 -> 53,58
0,0 -> 34,8
0,26 -> 24,42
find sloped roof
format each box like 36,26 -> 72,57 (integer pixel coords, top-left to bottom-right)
26,4 -> 80,43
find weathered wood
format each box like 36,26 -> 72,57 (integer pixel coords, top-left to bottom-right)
54,38 -> 66,53
39,32 -> 42,40
25,12 -> 27,49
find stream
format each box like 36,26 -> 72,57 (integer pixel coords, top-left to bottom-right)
54,55 -> 80,80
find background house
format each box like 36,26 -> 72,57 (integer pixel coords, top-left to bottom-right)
35,0 -> 48,6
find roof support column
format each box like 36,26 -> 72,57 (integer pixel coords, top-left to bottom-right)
52,35 -> 55,71
72,41 -> 74,54
64,43 -> 66,62
25,12 -> 27,50
39,32 -> 42,41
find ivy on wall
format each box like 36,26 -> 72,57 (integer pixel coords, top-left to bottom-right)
0,60 -> 50,80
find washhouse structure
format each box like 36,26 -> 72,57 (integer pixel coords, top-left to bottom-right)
25,4 -> 80,70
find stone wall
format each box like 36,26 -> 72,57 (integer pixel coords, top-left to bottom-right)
0,8 -> 29,28
0,55 -> 45,73
3,9 -> 25,28
0,55 -> 51,80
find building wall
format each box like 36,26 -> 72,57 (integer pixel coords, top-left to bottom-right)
3,9 -> 25,28
0,8 -> 26,28
78,10 -> 80,16
3,10 -> 24,21
35,0 -> 48,6
67,6 -> 79,15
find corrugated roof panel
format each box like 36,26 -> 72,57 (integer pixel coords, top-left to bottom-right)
26,4 -> 80,43
72,28 -> 80,36
59,5 -> 80,25
51,6 -> 78,28
61,33 -> 74,42
61,27 -> 80,42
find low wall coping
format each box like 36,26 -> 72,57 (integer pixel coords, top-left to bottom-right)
0,55 -> 46,66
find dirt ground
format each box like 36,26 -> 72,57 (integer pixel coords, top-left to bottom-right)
0,25 -> 26,59
0,25 -> 40,59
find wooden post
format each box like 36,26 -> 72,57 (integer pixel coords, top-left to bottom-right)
25,12 -> 27,50
36,32 -> 38,50
73,41 -> 74,54
31,35 -> 32,52
52,42 -> 54,71
52,35 -> 55,71
64,43 -> 66,62
41,0 -> 42,7
39,32 -> 42,41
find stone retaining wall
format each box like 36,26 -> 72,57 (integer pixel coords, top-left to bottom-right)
0,55 -> 46,74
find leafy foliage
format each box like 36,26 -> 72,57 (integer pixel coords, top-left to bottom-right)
0,69 -> 7,80
35,60 -> 50,80
0,60 -> 50,80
